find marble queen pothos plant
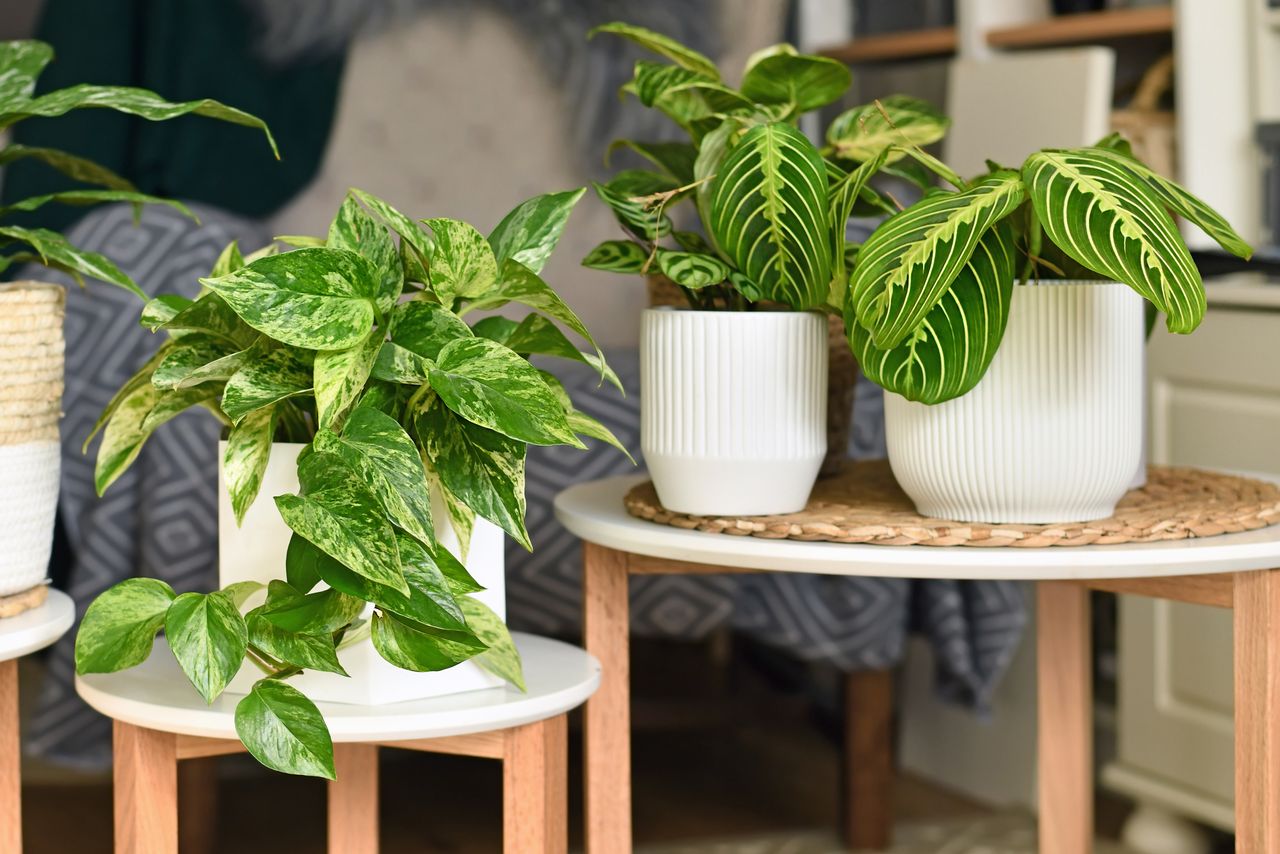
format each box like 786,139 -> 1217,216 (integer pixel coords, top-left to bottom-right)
74,188 -> 626,778
582,22 -> 950,313
846,132 -> 1253,404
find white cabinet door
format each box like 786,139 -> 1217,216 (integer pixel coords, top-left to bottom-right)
1104,288 -> 1280,830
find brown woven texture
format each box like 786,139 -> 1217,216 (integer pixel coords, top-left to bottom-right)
646,274 -> 857,477
624,460 -> 1280,547
0,584 -> 47,619
0,282 -> 64,445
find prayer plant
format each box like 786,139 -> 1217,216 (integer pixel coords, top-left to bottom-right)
0,40 -> 275,293
74,189 -> 626,779
581,22 -> 949,313
847,132 -> 1253,405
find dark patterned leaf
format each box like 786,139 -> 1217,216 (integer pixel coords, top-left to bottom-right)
657,250 -> 729,289
740,45 -> 850,113
582,240 -> 648,274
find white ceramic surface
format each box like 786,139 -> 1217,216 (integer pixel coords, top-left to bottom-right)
640,308 -> 827,515
0,589 -> 74,662
76,633 -> 599,742
885,281 -> 1144,523
554,473 -> 1280,581
217,441 -> 505,704
0,442 -> 60,597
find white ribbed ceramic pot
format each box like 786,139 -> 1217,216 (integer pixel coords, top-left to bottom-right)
219,442 -> 505,704
884,281 -> 1144,524
640,308 -> 828,515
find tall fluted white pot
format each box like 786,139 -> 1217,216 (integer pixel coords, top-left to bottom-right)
0,283 -> 64,599
640,308 -> 828,515
220,442 -> 504,704
884,281 -> 1143,524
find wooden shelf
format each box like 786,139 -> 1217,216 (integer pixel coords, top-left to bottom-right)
987,6 -> 1173,49
820,27 -> 957,64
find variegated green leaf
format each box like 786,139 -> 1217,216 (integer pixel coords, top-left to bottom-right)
0,40 -> 53,105
201,248 -> 378,350
0,188 -> 195,221
222,347 -> 312,424
162,292 -> 256,348
328,194 -> 403,314
140,385 -> 218,432
829,147 -> 891,304
474,314 -> 622,393
826,95 -> 949,163
591,178 -> 673,242
0,225 -> 143,298
275,451 -> 408,595
371,611 -> 487,673
74,578 -> 175,674
461,597 -> 524,690
487,188 -> 585,275
423,456 -> 476,560
83,344 -> 172,453
211,241 -> 245,277
852,222 -> 1016,404
539,370 -> 634,463
606,140 -> 697,183
165,590 -> 247,703
706,122 -> 831,310
740,44 -> 850,113
370,342 -> 433,385
0,85 -> 278,157
1022,149 -> 1203,333
234,679 -> 334,779
140,295 -> 192,330
0,143 -> 135,191
224,406 -> 276,524
428,337 -> 580,446
582,239 -> 648,274
626,62 -> 753,130
851,170 -> 1027,348
423,217 -> 498,304
313,327 -> 384,430
246,611 -> 347,676
693,119 -> 743,257
258,580 -> 365,634
151,334 -> 237,389
348,189 -> 435,261
313,406 -> 436,548
590,22 -> 721,79
657,250 -> 729,289
94,381 -> 159,495
391,300 -> 472,361
415,395 -> 529,549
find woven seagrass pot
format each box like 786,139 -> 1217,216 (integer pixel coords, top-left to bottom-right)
0,282 -> 64,600
646,274 -> 856,477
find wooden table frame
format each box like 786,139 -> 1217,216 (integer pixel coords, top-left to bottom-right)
111,714 -> 568,854
1,659 -> 20,854
582,543 -> 1277,853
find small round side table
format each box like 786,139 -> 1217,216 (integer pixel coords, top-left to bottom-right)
0,589 -> 75,854
77,632 -> 599,854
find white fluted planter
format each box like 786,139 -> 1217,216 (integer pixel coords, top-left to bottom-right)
219,442 -> 505,705
0,283 -> 64,598
884,280 -> 1144,524
640,308 -> 828,515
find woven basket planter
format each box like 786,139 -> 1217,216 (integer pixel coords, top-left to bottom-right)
0,282 -> 64,598
646,274 -> 856,477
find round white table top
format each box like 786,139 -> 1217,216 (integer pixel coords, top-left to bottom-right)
555,474 -> 1280,581
76,633 -> 599,742
0,589 -> 74,663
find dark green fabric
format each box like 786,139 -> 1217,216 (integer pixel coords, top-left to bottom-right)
1,0 -> 345,232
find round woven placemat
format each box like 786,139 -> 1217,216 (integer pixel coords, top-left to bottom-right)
0,584 -> 48,619
624,461 -> 1280,547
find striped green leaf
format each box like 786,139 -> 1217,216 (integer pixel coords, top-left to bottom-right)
657,250 -> 729,289
829,147 -> 891,304
0,189 -> 194,221
94,381 -> 159,495
590,23 -> 721,80
224,405 -> 276,524
740,44 -> 851,113
201,248 -> 378,350
852,222 -> 1016,404
826,95 -> 949,163
0,225 -> 143,298
706,122 -> 831,310
693,119 -> 743,258
1022,148 -> 1204,333
488,188 -> 585,275
626,62 -> 753,129
582,240 -> 648,274
591,171 -> 677,242
851,170 -> 1026,348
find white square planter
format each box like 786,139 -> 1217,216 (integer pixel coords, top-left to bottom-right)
219,441 -> 504,705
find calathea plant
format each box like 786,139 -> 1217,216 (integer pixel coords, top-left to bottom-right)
0,40 -> 275,292
846,131 -> 1252,404
582,23 -> 949,313
74,188 -> 626,778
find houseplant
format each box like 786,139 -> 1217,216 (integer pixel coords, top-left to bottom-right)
584,23 -> 948,514
75,188 -> 626,777
0,39 -> 274,602
846,130 -> 1252,522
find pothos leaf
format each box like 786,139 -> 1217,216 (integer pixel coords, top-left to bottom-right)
487,188 -> 585,275
224,405 -> 276,525
234,678 -> 335,779
313,327 -> 384,430
423,217 -> 498,304
461,597 -> 525,691
74,578 -> 175,674
328,194 -> 403,314
165,590 -> 248,704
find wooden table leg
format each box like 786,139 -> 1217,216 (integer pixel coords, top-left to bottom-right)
1036,581 -> 1092,854
583,542 -> 631,853
503,716 -> 568,854
178,757 -> 219,854
329,743 -> 379,854
1234,570 -> 1280,853
0,659 -> 19,854
843,668 -> 893,850
114,721 -> 178,854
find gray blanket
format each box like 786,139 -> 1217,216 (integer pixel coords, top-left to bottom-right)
26,203 -> 1025,767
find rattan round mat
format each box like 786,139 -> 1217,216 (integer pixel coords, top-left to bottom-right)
623,461 -> 1280,547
